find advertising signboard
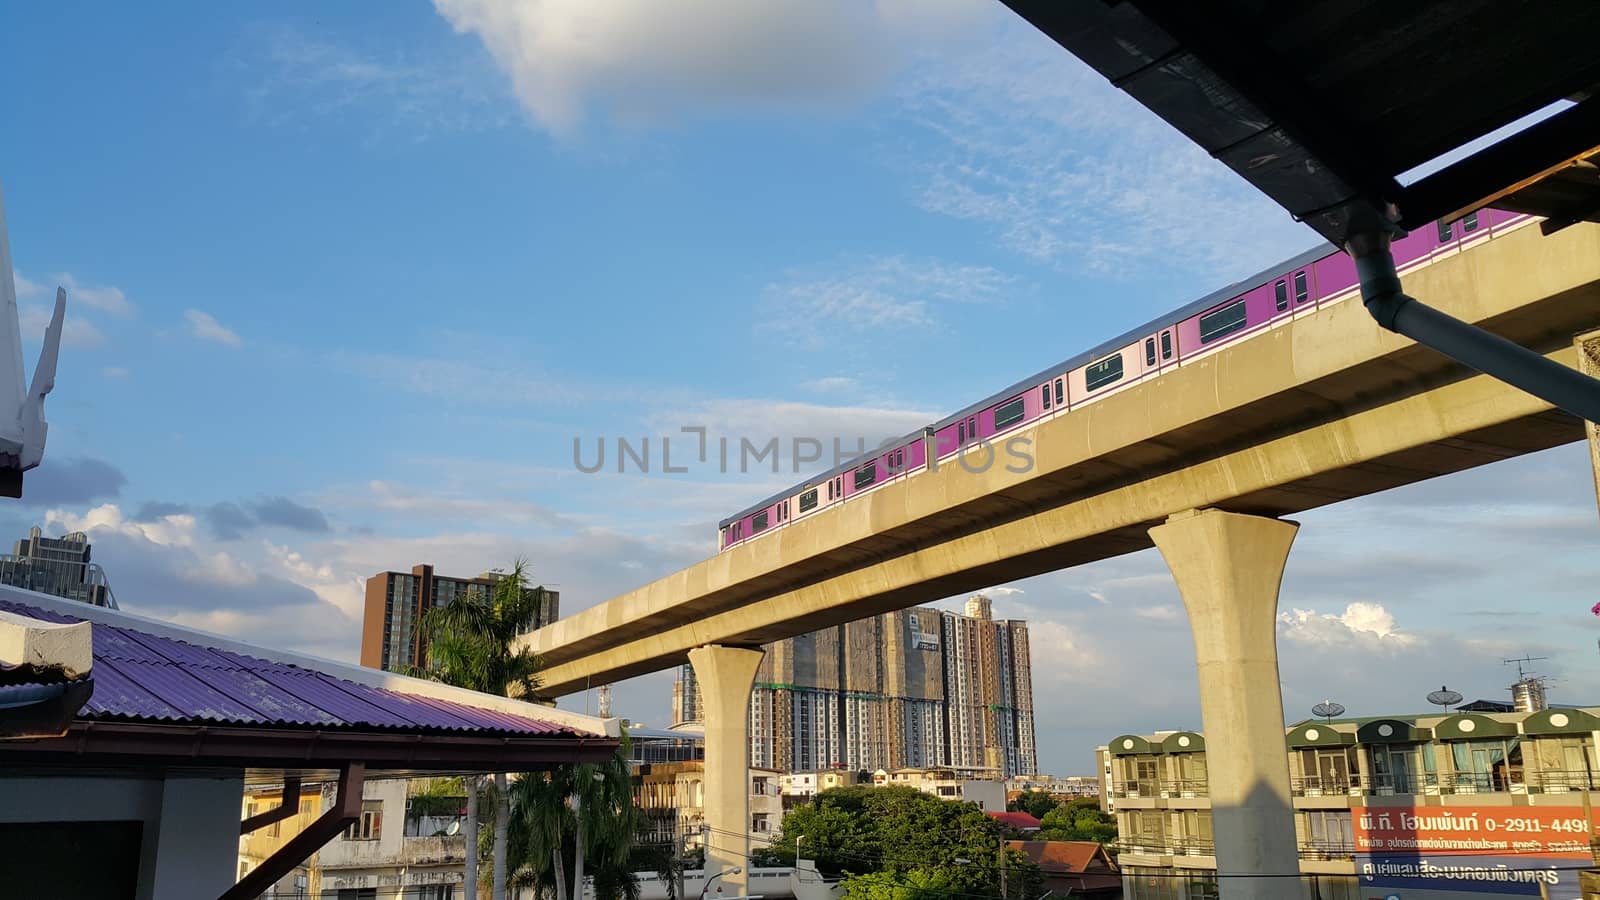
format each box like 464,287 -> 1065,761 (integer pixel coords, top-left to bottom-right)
1355,805 -> 1596,898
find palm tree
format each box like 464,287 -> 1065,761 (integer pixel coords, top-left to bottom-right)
507,733 -> 641,900
415,558 -> 548,900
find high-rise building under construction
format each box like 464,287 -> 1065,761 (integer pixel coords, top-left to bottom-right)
669,594 -> 1037,777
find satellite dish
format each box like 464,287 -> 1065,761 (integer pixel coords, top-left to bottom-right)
1311,700 -> 1345,722
1427,686 -> 1463,710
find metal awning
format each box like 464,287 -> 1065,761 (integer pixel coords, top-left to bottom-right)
999,0 -> 1600,246
999,0 -> 1600,423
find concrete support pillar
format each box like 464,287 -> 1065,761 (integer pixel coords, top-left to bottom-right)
688,644 -> 764,898
140,772 -> 246,900
1149,508 -> 1300,900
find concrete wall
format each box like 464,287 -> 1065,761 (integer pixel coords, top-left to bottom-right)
0,770 -> 243,900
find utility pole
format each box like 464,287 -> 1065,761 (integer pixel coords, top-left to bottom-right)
998,842 -> 1007,900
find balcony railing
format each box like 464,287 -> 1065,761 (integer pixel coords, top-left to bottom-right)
1524,769 -> 1600,794
1170,837 -> 1215,857
1299,840 -> 1356,861
1112,780 -> 1158,798
1159,779 -> 1210,798
1290,775 -> 1362,797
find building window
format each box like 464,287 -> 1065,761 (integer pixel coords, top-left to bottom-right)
1198,298 -> 1248,344
343,802 -> 382,841
799,488 -> 818,512
994,397 -> 1025,430
1085,354 -> 1124,391
1274,279 -> 1288,311
1293,270 -> 1309,304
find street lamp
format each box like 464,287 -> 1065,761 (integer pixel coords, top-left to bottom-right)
699,866 -> 743,900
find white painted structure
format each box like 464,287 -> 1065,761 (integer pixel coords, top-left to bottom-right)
0,179 -> 65,493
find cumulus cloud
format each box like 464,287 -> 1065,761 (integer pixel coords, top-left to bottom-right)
56,273 -> 134,316
1279,602 -> 1418,649
185,309 -> 241,346
204,496 -> 334,540
20,304 -> 103,348
432,0 -> 992,133
102,366 -> 130,380
19,457 -> 127,507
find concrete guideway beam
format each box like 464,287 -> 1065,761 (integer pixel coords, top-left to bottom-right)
533,339 -> 1580,694
688,644 -> 764,898
525,221 -> 1600,690
1150,509 -> 1300,899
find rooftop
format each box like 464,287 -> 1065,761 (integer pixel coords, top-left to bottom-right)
0,587 -> 618,780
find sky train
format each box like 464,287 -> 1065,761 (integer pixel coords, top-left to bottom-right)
718,208 -> 1535,552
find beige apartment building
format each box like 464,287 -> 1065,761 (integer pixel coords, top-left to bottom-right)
1098,705 -> 1600,900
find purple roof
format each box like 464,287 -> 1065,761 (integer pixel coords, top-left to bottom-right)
0,599 -> 585,738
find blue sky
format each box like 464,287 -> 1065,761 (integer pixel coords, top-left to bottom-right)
3,1 -> 1596,774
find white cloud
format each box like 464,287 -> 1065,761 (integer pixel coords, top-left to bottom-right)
1133,605 -> 1181,622
802,376 -> 859,394
431,0 -> 993,133
20,305 -> 103,348
242,24 -> 514,137
12,270 -> 43,298
185,309 -> 242,346
45,503 -> 198,548
887,27 -> 1318,275
1279,601 -> 1418,649
56,273 -> 134,316
102,366 -> 130,379
762,255 -> 1013,340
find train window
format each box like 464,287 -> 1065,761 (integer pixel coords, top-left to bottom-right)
752,511 -> 768,533
854,462 -> 876,490
1293,271 -> 1308,304
835,476 -> 843,497
1085,353 -> 1124,391
957,421 -> 965,445
1145,338 -> 1156,367
1274,279 -> 1288,312
994,397 -> 1025,430
800,489 -> 817,512
779,501 -> 788,522
1042,385 -> 1052,410
1437,220 -> 1453,242
1463,211 -> 1480,233
1160,331 -> 1172,360
1199,298 -> 1248,344
1054,378 -> 1064,406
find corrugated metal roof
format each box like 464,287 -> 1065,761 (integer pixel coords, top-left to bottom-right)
0,599 -> 581,737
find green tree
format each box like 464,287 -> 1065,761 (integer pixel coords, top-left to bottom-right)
770,785 -> 1040,900
505,735 -> 641,900
1037,797 -> 1117,846
1006,790 -> 1059,821
415,558 -> 549,900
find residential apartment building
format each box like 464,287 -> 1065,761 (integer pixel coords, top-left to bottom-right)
779,769 -> 863,809
870,766 -> 1008,812
0,526 -> 117,608
238,778 -> 467,899
632,761 -> 783,848
360,564 -> 559,672
1006,774 -> 1101,804
668,594 -> 1036,778
1101,705 -> 1600,900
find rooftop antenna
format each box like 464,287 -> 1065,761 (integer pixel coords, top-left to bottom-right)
1311,700 -> 1345,723
1503,654 -> 1549,680
1426,686 -> 1463,712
